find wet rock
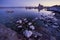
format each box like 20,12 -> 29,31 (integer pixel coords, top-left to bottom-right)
23,18 -> 27,21
0,24 -> 19,40
16,20 -> 22,24
50,36 -> 56,40
17,25 -> 22,28
29,25 -> 35,30
33,31 -> 42,37
23,30 -> 33,38
28,22 -> 32,25
52,25 -> 59,28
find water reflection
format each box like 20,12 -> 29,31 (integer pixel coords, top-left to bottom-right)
25,7 -> 43,12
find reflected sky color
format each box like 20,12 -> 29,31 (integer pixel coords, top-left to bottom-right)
0,0 -> 60,7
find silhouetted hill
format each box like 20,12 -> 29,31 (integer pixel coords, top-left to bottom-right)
47,5 -> 60,13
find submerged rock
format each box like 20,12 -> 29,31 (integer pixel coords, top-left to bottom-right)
33,31 -> 42,37
23,30 -> 33,38
29,25 -> 35,30
17,25 -> 22,28
16,20 -> 22,24
4,10 -> 59,40
28,22 -> 32,25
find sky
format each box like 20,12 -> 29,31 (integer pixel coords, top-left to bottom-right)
0,0 -> 60,7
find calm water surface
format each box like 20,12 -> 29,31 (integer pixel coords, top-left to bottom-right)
0,8 -> 60,40
0,8 -> 55,24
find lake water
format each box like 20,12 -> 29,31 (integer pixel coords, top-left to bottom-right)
0,8 -> 55,24
0,8 -> 60,40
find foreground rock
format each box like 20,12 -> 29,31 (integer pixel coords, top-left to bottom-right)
0,24 -> 20,40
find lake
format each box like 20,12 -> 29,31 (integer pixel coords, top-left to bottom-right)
0,8 -> 60,40
0,8 -> 55,24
